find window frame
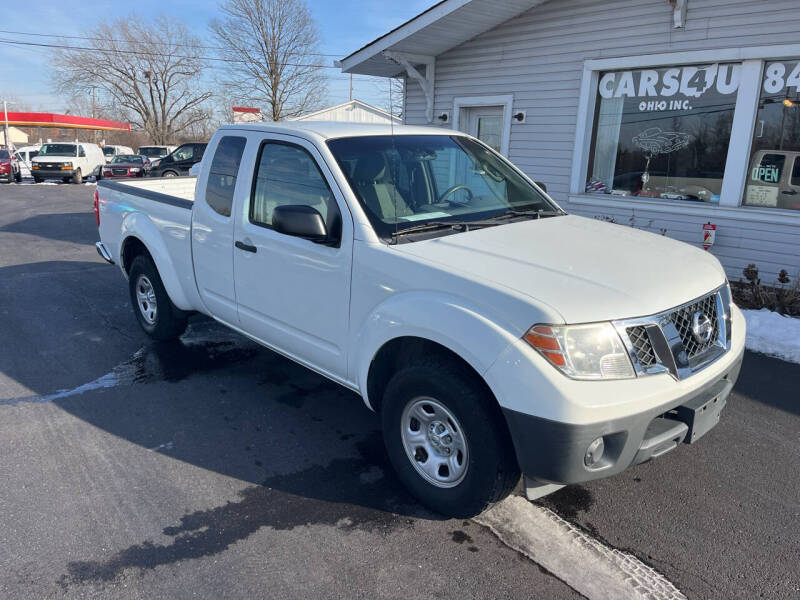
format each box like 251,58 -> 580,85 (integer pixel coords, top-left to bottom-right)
569,44 -> 800,220
248,139 -> 341,234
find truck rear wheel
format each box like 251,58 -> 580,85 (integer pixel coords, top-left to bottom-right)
381,356 -> 520,518
128,255 -> 188,340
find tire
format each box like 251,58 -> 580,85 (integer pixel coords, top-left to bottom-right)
62,177 -> 71,183
162,170 -> 178,177
128,255 -> 188,341
72,168 -> 83,184
14,169 -> 22,183
381,355 -> 520,518
33,176 -> 42,183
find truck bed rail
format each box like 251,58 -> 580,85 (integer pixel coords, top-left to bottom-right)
98,178 -> 195,210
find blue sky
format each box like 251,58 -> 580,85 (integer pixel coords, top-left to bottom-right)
0,0 -> 433,114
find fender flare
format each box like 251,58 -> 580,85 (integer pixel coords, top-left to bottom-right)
352,291 -> 521,410
120,213 -> 192,310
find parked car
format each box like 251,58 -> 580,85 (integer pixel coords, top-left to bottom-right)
0,147 -> 22,183
95,122 -> 745,518
137,145 -> 176,173
101,155 -> 149,179
102,145 -> 135,163
147,142 -> 207,177
31,142 -> 105,184
14,144 -> 42,174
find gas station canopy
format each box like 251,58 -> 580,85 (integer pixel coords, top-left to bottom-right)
4,112 -> 130,131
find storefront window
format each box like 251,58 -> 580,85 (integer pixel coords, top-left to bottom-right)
743,59 -> 800,211
586,63 -> 739,203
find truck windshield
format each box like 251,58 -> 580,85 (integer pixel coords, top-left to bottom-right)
326,135 -> 560,239
0,149 -> 9,159
39,144 -> 77,157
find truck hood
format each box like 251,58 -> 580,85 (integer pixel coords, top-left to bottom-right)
394,215 -> 726,324
32,156 -> 75,163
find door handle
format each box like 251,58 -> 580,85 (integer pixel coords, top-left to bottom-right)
780,189 -> 798,195
235,240 -> 257,253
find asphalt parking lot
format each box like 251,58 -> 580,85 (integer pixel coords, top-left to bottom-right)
1,181 -> 798,599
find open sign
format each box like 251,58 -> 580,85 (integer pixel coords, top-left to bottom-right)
751,165 -> 781,182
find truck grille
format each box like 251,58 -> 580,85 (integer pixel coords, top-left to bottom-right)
618,287 -> 729,380
626,326 -> 656,367
669,294 -> 719,358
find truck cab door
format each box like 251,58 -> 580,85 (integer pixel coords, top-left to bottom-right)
233,136 -> 353,379
191,135 -> 249,325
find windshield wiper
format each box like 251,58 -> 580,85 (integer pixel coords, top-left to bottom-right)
496,209 -> 565,220
390,220 -> 501,238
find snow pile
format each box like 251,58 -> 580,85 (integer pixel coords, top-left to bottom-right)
741,309 -> 800,364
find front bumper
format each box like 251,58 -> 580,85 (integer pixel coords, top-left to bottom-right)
32,168 -> 75,178
502,346 -> 743,484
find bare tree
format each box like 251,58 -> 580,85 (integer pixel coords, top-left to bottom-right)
386,76 -> 404,119
53,17 -> 213,144
211,0 -> 327,121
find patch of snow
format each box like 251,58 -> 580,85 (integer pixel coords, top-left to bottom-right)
742,309 -> 800,364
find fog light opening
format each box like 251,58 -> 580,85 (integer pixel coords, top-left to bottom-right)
584,437 -> 605,468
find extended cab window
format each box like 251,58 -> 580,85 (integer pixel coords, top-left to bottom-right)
250,142 -> 339,230
206,137 -> 246,217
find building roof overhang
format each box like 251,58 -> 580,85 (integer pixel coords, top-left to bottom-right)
336,0 -> 549,77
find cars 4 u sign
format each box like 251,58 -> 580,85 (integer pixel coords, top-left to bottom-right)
702,223 -> 716,251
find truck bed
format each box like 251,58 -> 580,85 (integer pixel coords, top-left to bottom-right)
99,176 -> 197,205
96,176 -> 200,312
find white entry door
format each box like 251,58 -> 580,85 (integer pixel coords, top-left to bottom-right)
459,105 -> 506,153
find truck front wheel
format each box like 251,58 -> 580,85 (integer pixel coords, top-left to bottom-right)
381,357 -> 520,518
128,255 -> 188,340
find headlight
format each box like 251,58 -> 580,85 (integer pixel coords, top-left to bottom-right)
61,162 -> 73,170
130,167 -> 140,173
524,323 -> 635,380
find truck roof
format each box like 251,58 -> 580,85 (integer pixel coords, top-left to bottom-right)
217,120 -> 456,140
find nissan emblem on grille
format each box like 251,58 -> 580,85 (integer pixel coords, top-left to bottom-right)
691,311 -> 714,344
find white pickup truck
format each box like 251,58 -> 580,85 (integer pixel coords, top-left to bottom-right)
95,122 -> 745,517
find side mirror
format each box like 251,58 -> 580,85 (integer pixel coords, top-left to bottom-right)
272,205 -> 332,244
534,181 -> 547,193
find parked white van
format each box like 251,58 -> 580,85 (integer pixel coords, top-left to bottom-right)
31,142 -> 105,184
14,145 -> 42,174
102,145 -> 135,163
